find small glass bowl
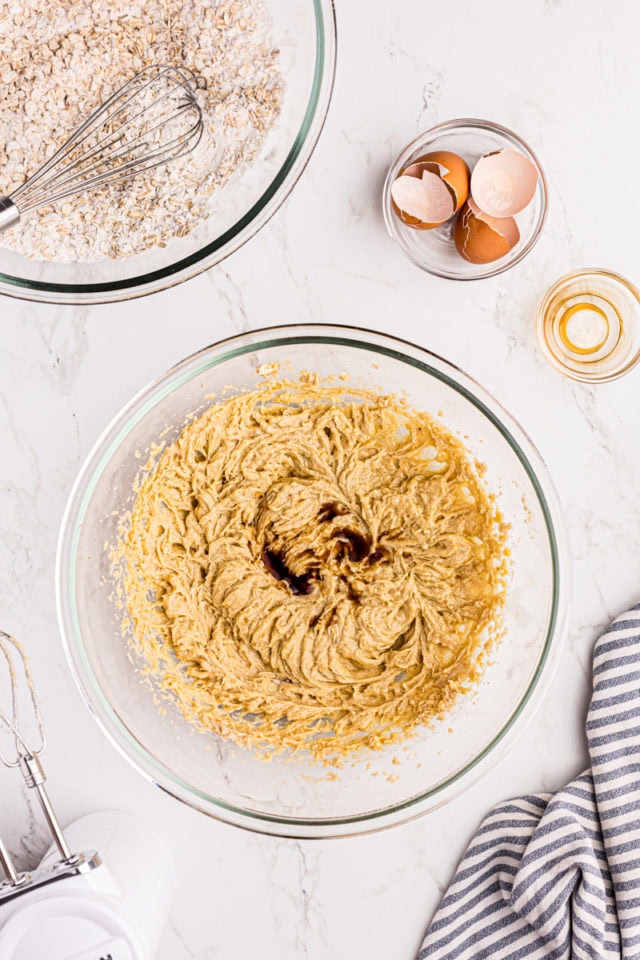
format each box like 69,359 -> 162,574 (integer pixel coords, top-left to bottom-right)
537,269 -> 640,383
382,118 -> 548,281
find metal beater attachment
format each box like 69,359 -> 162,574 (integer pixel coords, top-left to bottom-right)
0,631 -> 99,903
0,64 -> 205,233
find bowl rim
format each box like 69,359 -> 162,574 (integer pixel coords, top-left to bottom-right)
0,0 -> 337,305
382,117 -> 549,281
536,267 -> 640,383
56,323 -> 570,837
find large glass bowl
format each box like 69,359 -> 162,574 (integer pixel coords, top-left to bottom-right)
0,0 -> 336,305
56,325 -> 569,837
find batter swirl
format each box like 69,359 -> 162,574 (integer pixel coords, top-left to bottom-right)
122,375 -> 507,758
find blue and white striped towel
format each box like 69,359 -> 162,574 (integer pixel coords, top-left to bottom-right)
419,603 -> 640,960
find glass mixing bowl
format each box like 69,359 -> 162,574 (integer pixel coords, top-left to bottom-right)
0,0 -> 336,305
57,325 -> 569,837
382,119 -> 548,280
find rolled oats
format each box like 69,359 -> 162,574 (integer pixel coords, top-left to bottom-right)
0,0 -> 282,262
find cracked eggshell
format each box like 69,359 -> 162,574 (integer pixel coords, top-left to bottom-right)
391,150 -> 469,230
391,165 -> 456,229
454,198 -> 520,264
470,148 -> 538,217
417,150 -> 470,212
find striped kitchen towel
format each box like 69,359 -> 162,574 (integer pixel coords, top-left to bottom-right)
418,603 -> 640,960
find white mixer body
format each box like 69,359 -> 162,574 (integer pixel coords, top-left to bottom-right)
0,811 -> 175,960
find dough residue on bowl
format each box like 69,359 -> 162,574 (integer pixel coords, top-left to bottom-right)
118,374 -> 509,759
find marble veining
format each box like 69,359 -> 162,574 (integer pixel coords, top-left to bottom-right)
2,0 -> 640,957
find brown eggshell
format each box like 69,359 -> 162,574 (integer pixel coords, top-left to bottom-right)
416,150 -> 470,212
391,162 -> 456,229
391,150 -> 468,229
471,148 -> 538,217
454,198 -> 520,264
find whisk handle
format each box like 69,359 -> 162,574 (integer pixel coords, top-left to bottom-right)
0,197 -> 19,232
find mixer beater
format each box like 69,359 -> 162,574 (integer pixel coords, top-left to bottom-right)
0,631 -> 175,960
0,630 -> 100,903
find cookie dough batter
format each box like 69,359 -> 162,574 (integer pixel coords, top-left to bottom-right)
122,374 -> 507,758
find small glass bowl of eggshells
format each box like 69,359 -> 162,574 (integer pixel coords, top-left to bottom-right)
382,118 -> 548,280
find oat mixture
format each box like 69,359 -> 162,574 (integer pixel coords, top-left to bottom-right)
120,375 -> 508,759
0,0 -> 281,261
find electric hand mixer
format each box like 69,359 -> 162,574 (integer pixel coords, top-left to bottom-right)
0,632 -> 175,960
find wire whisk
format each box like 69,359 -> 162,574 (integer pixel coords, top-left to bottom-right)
0,64 -> 205,233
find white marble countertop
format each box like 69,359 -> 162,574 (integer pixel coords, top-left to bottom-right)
2,0 -> 640,956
